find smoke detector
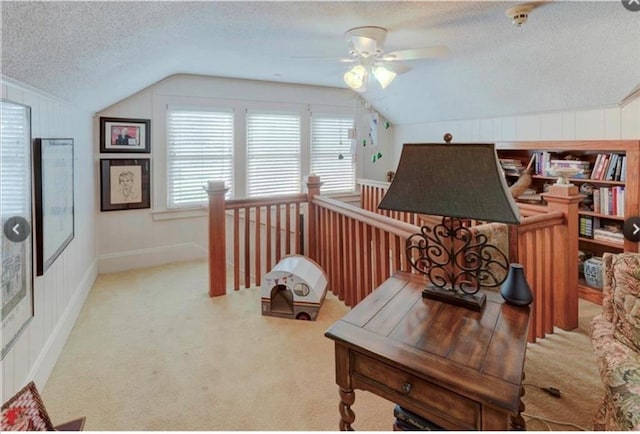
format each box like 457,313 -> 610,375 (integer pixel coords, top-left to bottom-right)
506,4 -> 535,27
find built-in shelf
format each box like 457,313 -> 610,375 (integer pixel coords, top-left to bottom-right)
497,140 -> 640,306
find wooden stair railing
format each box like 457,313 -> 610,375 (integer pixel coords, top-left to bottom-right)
207,176 -> 580,343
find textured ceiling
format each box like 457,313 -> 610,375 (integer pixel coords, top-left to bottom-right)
2,1 -> 639,124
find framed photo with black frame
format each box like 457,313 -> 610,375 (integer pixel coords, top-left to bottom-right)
100,158 -> 151,211
99,117 -> 150,153
1,99 -> 34,359
33,138 -> 74,276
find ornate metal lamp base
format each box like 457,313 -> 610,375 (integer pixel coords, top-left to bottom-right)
422,285 -> 486,311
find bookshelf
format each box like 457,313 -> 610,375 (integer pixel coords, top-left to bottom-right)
496,140 -> 640,304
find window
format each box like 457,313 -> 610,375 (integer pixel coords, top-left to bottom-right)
167,108 -> 233,208
247,112 -> 301,197
1,101 -> 31,216
311,115 -> 355,193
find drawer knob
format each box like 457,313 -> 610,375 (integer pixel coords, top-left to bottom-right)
402,382 -> 412,394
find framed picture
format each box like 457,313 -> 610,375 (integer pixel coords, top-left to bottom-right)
100,159 -> 151,211
1,99 -> 34,359
33,138 -> 74,276
99,117 -> 150,153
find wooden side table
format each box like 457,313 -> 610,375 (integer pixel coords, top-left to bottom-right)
325,271 -> 531,431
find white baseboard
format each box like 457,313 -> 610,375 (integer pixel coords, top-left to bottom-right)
29,258 -> 98,389
97,242 -> 208,274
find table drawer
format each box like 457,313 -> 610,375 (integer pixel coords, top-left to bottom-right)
352,352 -> 480,428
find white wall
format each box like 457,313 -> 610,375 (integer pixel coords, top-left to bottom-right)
1,77 -> 97,402
96,74 -> 393,273
392,99 -> 640,166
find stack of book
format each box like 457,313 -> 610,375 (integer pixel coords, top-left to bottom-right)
499,158 -> 524,176
593,227 -> 624,245
392,405 -> 444,431
546,159 -> 591,179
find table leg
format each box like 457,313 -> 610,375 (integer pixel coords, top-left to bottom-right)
510,372 -> 526,430
339,387 -> 356,431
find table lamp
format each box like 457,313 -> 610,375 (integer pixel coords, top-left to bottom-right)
378,137 -> 521,310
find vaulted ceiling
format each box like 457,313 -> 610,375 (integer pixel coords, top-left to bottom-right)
2,1 -> 639,124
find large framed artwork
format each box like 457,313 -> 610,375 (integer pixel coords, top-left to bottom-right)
100,158 -> 151,211
33,138 -> 74,276
1,99 -> 34,359
99,117 -> 150,153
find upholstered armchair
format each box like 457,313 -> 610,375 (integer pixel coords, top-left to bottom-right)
589,252 -> 640,431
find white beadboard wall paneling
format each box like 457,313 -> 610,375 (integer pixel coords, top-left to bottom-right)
492,118 -> 503,142
621,96 -> 640,139
516,115 -> 541,141
393,104 -> 635,165
29,259 -> 97,389
604,107 -> 621,139
500,117 -> 518,141
561,111 -> 577,140
1,77 -> 97,402
480,119 -> 493,141
575,109 -> 606,140
540,113 -> 563,140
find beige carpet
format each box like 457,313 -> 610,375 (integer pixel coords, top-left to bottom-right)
41,260 -> 603,431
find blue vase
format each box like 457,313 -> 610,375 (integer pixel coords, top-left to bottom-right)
584,257 -> 603,289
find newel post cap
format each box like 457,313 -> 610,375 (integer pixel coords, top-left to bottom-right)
204,180 -> 230,194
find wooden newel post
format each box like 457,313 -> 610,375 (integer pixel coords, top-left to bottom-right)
305,174 -> 323,261
541,184 -> 584,331
206,180 -> 230,297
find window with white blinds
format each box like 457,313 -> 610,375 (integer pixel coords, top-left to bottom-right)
167,108 -> 233,208
311,115 -> 355,193
246,112 -> 301,197
1,101 -> 31,217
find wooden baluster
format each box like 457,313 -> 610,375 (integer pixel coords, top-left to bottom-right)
233,208 -> 240,291
295,202 -> 301,254
244,206 -> 251,288
543,227 -> 554,335
275,204 -> 282,263
285,203 -> 291,255
266,204 -> 272,272
255,205 -> 261,287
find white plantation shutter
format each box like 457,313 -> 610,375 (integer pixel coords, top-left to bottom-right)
167,108 -> 233,208
247,112 -> 301,197
311,115 -> 355,193
1,101 -> 31,217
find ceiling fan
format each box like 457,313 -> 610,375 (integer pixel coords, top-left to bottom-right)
338,26 -> 448,92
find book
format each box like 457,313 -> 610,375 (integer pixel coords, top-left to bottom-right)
605,154 -> 619,181
393,405 -> 444,431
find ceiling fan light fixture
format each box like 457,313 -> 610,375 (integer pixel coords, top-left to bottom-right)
344,65 -> 368,92
372,66 -> 396,89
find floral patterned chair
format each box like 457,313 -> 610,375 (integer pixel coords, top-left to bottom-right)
589,252 -> 640,431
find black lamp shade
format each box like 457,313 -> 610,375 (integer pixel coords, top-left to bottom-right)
500,263 -> 533,306
378,143 -> 521,224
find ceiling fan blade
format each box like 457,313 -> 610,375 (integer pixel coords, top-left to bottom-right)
380,62 -> 412,75
289,56 -> 356,63
382,46 -> 448,61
